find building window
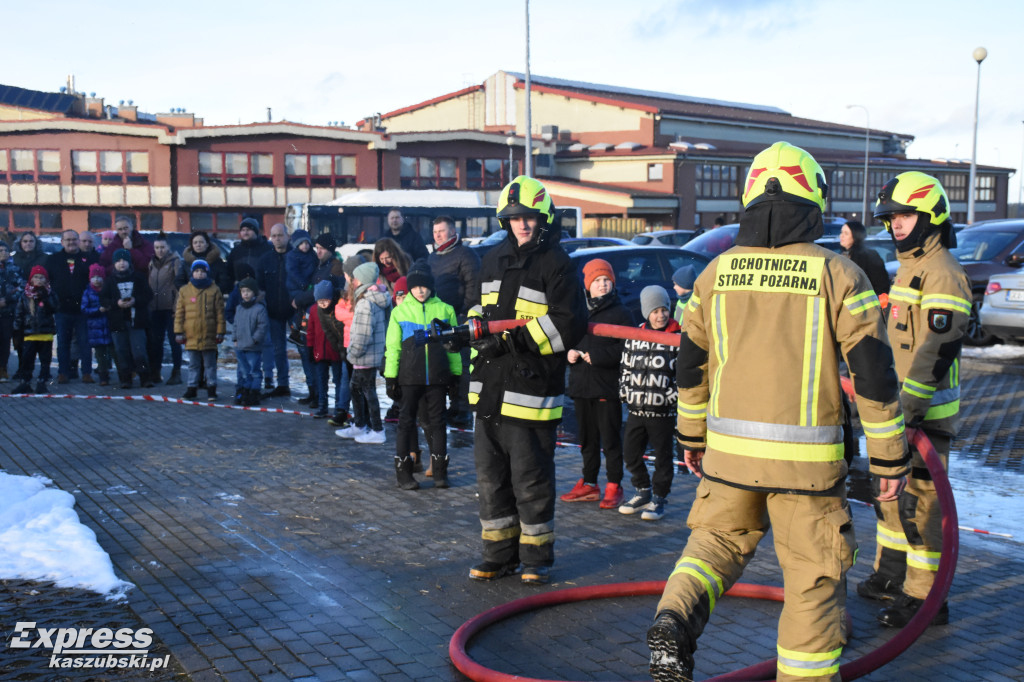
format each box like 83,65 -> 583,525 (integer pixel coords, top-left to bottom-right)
0,209 -> 63,231
283,153 -> 356,187
694,164 -> 740,198
975,174 -> 995,202
940,173 -> 967,202
190,211 -> 257,234
400,156 -> 456,189
648,163 -> 664,182
199,152 -> 273,186
87,210 -> 163,231
3,149 -> 60,183
466,159 -> 516,189
71,151 -> 149,184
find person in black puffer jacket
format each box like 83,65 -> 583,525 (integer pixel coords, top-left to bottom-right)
13,264 -> 58,393
561,258 -> 633,510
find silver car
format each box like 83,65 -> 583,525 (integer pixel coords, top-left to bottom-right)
979,272 -> 1024,343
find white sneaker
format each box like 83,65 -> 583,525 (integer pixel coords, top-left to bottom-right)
337,425 -> 368,439
355,429 -> 386,444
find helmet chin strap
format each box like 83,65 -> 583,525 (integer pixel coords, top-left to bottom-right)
891,211 -> 936,253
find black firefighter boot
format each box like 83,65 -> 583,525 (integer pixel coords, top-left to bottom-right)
647,610 -> 697,682
394,455 -> 420,491
431,453 -> 450,489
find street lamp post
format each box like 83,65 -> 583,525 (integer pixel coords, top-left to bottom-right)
847,104 -> 870,223
967,46 -> 988,224
1018,120 -> 1024,218
523,0 -> 533,177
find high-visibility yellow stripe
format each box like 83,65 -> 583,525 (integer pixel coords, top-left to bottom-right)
468,391 -> 479,405
516,299 -> 549,318
669,557 -> 724,611
925,399 -> 959,421
902,377 -> 935,400
800,297 -> 824,427
777,645 -> 842,677
520,532 -> 554,546
677,401 -> 708,420
481,292 -> 499,306
526,318 -> 552,355
907,549 -> 941,571
707,431 -> 844,462
921,293 -> 971,314
709,295 -> 728,417
500,403 -> 562,421
844,290 -> 881,316
482,526 -> 520,541
877,524 -> 908,552
889,286 -> 921,305
861,414 -> 906,439
686,294 -> 701,313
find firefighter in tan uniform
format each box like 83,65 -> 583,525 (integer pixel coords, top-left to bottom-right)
859,172 -> 971,628
646,142 -> 910,682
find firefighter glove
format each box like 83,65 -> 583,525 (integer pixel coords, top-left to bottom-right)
471,331 -> 513,360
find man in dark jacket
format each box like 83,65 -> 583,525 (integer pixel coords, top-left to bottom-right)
46,230 -> 99,383
428,215 -> 481,429
467,176 -> 587,586
257,223 -> 293,396
840,220 -> 890,298
98,216 -> 154,275
386,209 -> 429,263
226,217 -> 271,290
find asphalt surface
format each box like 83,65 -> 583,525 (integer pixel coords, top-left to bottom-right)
1,351 -> 1023,681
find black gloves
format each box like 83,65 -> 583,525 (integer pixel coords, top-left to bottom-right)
471,332 -> 513,361
386,378 -> 402,401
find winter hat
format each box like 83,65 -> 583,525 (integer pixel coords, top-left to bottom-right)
29,265 -> 49,281
239,217 -> 260,233
191,259 -> 210,273
406,267 -> 434,292
640,285 -> 671,319
313,279 -> 334,302
315,233 -> 337,251
290,229 -> 312,249
89,264 -> 105,279
101,230 -> 116,241
113,248 -> 131,264
343,254 -> 366,278
582,258 -> 615,290
238,277 -> 259,295
393,276 -> 409,298
352,261 -> 379,286
672,264 -> 696,290
235,263 -> 256,282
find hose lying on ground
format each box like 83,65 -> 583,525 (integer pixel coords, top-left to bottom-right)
449,320 -> 958,682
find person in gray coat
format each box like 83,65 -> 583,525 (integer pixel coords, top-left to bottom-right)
233,277 -> 269,406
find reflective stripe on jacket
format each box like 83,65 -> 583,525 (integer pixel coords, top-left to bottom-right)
887,232 -> 971,436
676,243 -> 909,493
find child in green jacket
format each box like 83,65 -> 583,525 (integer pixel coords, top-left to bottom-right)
384,267 -> 461,490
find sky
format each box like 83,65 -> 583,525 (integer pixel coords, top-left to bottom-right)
5,0 -> 1024,201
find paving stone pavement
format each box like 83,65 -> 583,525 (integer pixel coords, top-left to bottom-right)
1,355 -> 1023,681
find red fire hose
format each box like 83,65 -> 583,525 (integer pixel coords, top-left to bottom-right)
450,321 -> 958,681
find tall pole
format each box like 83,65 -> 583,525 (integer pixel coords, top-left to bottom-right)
847,104 -> 870,223
524,0 -> 533,177
1018,120 -> 1024,218
968,46 -> 987,224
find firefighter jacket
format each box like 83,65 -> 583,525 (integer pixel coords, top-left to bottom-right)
384,293 -> 461,386
469,230 -> 587,426
676,230 -> 909,494
620,319 -> 680,417
887,231 -> 971,436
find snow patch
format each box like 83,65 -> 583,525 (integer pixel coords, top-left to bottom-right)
962,344 -> 1024,360
0,472 -> 132,600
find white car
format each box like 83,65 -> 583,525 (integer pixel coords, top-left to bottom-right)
980,271 -> 1024,343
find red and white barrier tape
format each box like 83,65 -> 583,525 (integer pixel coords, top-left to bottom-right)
0,391 -> 310,416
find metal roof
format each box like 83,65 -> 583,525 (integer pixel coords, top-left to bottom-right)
0,84 -> 77,114
505,72 -> 789,115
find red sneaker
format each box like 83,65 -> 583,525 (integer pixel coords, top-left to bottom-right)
560,478 -> 600,502
599,482 -> 625,509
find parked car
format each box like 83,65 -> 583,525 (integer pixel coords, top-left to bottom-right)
949,219 -> 1024,345
681,224 -> 741,260
817,234 -> 899,280
569,245 -> 710,323
561,237 -> 631,254
139,231 -> 234,259
980,272 -> 1024,343
631,230 -> 697,247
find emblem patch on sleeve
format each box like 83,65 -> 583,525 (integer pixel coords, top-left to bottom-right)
928,309 -> 953,333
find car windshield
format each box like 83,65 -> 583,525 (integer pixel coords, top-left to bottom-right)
683,225 -> 740,259
950,230 -> 1019,263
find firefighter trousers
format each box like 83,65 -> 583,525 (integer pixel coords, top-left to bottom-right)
473,418 -> 557,568
656,477 -> 856,682
871,432 -> 951,600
